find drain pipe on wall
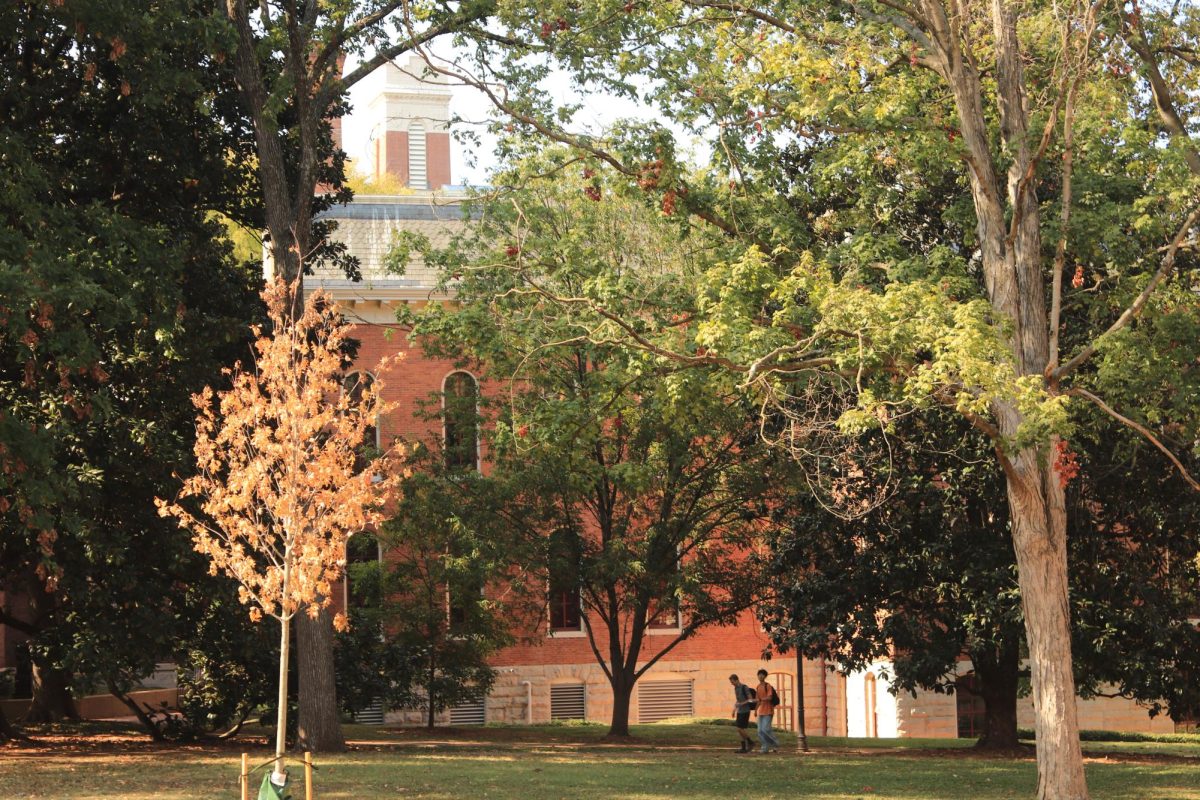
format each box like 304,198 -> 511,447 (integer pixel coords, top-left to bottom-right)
521,681 -> 533,724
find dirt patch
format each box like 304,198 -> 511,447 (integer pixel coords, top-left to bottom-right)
0,726 -> 272,758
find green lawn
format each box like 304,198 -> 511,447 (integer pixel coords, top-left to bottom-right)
2,721 -> 1197,800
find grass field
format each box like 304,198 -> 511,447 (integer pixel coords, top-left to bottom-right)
2,721 -> 1197,799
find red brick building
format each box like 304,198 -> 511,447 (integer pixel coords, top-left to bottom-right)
316,58 -> 807,730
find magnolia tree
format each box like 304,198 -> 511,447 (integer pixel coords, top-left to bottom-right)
158,280 -> 402,787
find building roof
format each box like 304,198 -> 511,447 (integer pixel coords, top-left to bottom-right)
311,192 -> 473,305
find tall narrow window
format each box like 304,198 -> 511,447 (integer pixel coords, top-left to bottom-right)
448,573 -> 483,630
648,542 -> 681,629
955,673 -> 987,739
548,529 -> 582,632
443,371 -> 478,471
343,372 -> 378,472
408,121 -> 427,189
549,585 -> 582,632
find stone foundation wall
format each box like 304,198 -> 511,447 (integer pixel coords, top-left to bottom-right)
836,659 -> 1177,740
894,685 -> 958,738
386,659 -> 784,727
1016,692 -> 1175,735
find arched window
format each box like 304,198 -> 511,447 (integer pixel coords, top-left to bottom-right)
343,372 -> 378,472
443,371 -> 478,471
408,121 -> 427,189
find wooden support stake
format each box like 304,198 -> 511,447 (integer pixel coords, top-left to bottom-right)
240,753 -> 249,800
304,750 -> 314,800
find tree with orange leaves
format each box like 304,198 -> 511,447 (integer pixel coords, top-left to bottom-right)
158,279 -> 403,790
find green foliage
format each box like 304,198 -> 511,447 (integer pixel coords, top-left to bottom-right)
404,152 -> 787,731
464,0 -> 1200,482
0,0 -> 265,731
1066,411 -> 1200,723
173,584 -> 278,739
762,403 -> 1200,729
760,408 -> 1026,742
335,464 -> 523,722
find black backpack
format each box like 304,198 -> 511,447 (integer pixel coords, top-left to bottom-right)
769,686 -> 780,707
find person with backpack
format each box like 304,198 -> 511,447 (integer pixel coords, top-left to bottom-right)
728,674 -> 757,753
754,668 -> 780,754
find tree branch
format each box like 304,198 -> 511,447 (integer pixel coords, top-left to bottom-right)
1053,204 -> 1200,381
1049,1 -> 1101,373
1123,5 -> 1200,176
1067,387 -> 1200,492
333,5 -> 492,99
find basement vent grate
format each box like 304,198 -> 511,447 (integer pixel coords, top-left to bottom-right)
637,679 -> 694,723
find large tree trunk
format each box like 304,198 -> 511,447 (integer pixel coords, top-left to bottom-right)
920,0 -> 1091,793
1007,454 -> 1087,799
295,608 -> 345,752
607,670 -> 635,738
971,637 -> 1021,750
25,661 -> 78,723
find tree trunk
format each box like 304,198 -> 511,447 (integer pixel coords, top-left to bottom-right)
1007,453 -> 1088,799
273,611 -> 292,784
25,661 -> 78,723
972,638 -> 1021,750
295,608 -> 345,752
108,681 -> 165,742
607,670 -> 635,738
923,0 -> 1091,791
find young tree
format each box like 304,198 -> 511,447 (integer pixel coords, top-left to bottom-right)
159,280 -> 402,788
433,3 -> 1200,794
214,0 -> 500,750
408,156 -> 783,736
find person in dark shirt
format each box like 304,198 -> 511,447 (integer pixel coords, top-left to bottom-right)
728,674 -> 757,753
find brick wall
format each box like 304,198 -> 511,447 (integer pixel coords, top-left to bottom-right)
426,133 -> 451,189
379,130 -> 410,186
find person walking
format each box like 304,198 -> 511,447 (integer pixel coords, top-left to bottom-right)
754,669 -> 780,754
728,674 -> 757,753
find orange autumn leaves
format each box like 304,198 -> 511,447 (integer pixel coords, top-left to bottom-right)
157,280 -> 405,629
